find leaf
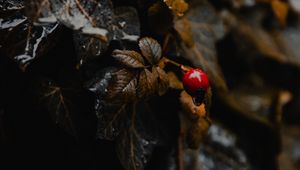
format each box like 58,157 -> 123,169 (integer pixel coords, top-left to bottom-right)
137,69 -> 157,98
164,0 -> 189,16
86,68 -> 138,140
195,124 -> 251,169
107,69 -> 138,101
116,102 -> 159,170
73,6 -> 141,67
113,7 -> 141,41
0,3 -> 60,71
112,49 -> 145,68
40,81 -> 77,137
138,37 -> 162,65
167,71 -> 183,90
179,91 -> 211,149
152,66 -> 169,96
271,0 -> 289,27
26,0 -> 111,40
25,2 -> 142,67
0,0 -> 24,11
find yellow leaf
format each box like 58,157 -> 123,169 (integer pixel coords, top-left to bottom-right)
164,0 -> 189,16
271,0 -> 289,27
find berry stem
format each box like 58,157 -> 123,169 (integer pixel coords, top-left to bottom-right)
163,57 -> 190,72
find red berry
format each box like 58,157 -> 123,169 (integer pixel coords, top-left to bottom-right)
182,69 -> 210,96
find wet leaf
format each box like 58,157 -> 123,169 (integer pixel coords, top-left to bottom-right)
26,0 -> 111,40
73,6 -> 141,67
138,37 -> 162,65
195,124 -> 251,170
40,81 -> 78,137
0,0 -> 24,11
86,65 -> 166,142
112,49 -> 145,68
164,0 -> 189,16
0,7 -> 60,71
116,102 -> 159,170
86,68 -> 137,140
113,7 -> 140,42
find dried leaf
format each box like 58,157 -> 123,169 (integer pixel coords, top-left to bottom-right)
167,71 -> 183,90
180,91 -> 207,120
152,66 -> 169,96
180,91 -> 211,149
164,0 -> 189,16
138,37 -> 162,65
108,69 -> 137,100
271,0 -> 289,27
137,69 -> 157,98
112,50 -> 145,68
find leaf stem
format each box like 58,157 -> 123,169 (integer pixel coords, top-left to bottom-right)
163,57 -> 190,72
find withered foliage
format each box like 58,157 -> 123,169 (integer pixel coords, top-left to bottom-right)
1,0 -> 300,170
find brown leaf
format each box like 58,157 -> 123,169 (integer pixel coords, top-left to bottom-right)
112,50 -> 145,68
164,0 -> 189,16
271,0 -> 289,27
138,37 -> 162,65
186,117 -> 210,149
152,66 -> 169,96
107,69 -> 138,101
167,71 -> 183,90
179,91 -> 211,149
137,69 -> 157,98
180,91 -> 207,120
